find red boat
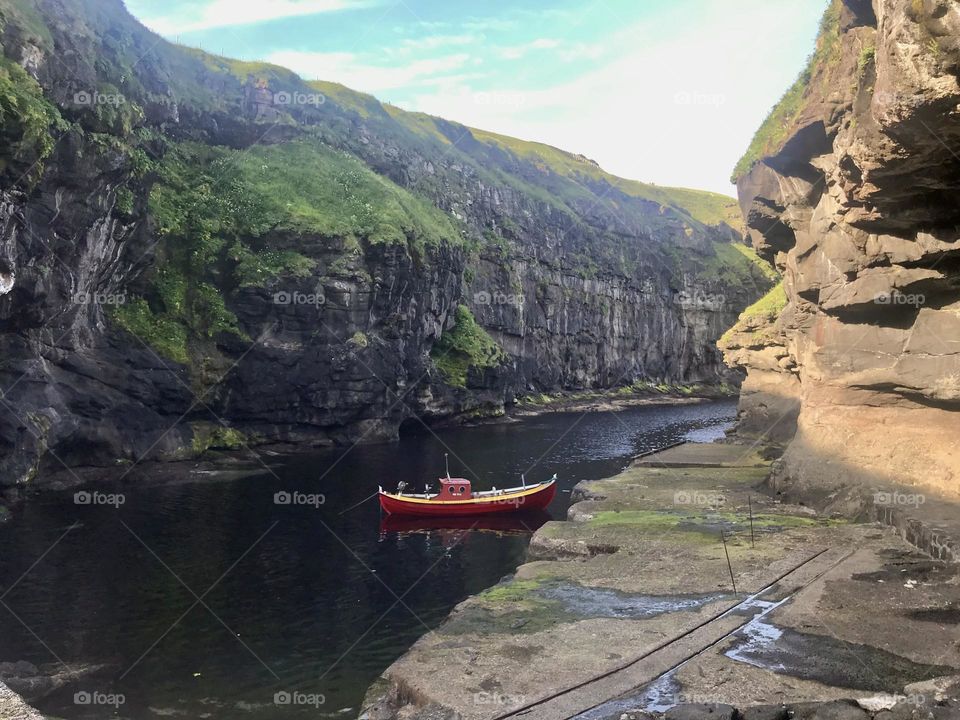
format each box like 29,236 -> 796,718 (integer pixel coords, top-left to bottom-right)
378,473 -> 557,517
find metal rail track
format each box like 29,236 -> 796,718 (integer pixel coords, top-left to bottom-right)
492,546 -> 855,720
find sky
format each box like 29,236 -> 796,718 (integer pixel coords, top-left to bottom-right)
124,0 -> 827,196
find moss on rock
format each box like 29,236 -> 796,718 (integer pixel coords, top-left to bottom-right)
191,423 -> 248,455
431,305 -> 506,388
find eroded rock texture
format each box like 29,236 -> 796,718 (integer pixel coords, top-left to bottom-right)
724,0 -> 960,499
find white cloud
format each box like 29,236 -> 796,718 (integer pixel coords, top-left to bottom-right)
401,0 -> 824,195
557,42 -> 607,63
400,34 -> 480,51
266,50 -> 473,92
461,17 -> 519,33
498,38 -> 562,61
530,38 -> 561,50
137,0 -> 379,35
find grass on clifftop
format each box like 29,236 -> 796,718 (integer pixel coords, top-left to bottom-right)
151,140 -> 460,250
719,281 -> 787,347
117,130 -> 464,365
309,80 -> 390,120
731,0 -> 842,182
468,127 -> 743,231
432,305 -> 506,388
697,241 -> 776,288
640,185 -> 744,233
731,243 -> 780,282
738,281 -> 787,321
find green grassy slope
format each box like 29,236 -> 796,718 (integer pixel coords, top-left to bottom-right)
731,0 -> 842,182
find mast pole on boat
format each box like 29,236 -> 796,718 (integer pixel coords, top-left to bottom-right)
445,453 -> 450,479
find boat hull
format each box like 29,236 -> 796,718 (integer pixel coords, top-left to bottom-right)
379,480 -> 556,517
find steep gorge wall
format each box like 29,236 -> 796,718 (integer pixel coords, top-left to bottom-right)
723,0 -> 960,501
0,0 -> 770,491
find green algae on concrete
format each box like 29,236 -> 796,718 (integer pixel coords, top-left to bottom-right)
441,577 -> 574,636
585,508 -> 843,538
477,578 -> 544,604
574,464 -> 772,508
438,602 -> 574,636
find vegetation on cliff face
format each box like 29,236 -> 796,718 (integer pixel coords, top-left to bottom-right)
737,281 -> 787,321
190,422 -> 247,455
431,305 -> 507,388
719,282 -> 787,347
732,0 -> 843,182
120,137 -> 466,365
730,243 -> 780,282
696,242 -> 778,288
150,141 -> 460,250
112,298 -> 190,364
0,56 -> 64,180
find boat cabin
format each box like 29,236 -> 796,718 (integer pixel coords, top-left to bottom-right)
437,478 -> 472,500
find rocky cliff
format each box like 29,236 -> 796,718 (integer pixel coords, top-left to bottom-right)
0,0 -> 772,490
723,0 -> 960,500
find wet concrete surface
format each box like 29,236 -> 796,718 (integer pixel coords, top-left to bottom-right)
535,584 -> 731,620
908,606 -> 960,624
724,617 -> 954,691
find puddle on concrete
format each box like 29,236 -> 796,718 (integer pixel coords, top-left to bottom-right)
440,580 -> 731,638
723,618 -> 956,691
907,605 -> 960,624
853,550 -> 958,585
572,594 -> 784,719
579,587 -> 958,720
853,563 -> 951,584
726,616 -> 787,671
573,670 -> 682,719
535,583 -> 730,620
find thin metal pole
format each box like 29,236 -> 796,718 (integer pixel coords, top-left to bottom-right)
721,529 -> 737,595
748,495 -> 755,549
445,453 -> 450,479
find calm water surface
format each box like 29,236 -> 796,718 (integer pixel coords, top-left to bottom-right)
0,400 -> 736,718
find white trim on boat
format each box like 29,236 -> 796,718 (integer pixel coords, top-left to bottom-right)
384,475 -> 557,500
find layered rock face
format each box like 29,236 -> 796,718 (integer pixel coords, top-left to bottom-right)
723,0 -> 960,499
0,0 -> 770,490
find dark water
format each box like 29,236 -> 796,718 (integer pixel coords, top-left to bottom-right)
0,400 -> 736,719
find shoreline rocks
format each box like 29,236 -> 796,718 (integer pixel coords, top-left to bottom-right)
0,681 -> 43,720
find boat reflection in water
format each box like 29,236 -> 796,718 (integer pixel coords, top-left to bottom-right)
378,510 -> 552,545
